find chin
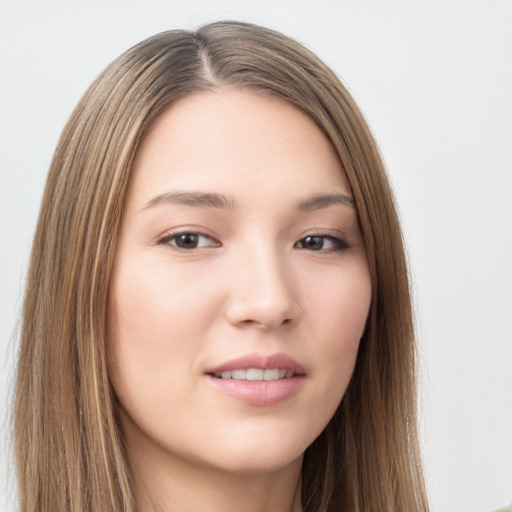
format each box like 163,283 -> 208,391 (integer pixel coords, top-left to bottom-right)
204,448 -> 304,476
191,423 -> 315,475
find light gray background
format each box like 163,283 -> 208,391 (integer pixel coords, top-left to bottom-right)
1,1 -> 511,511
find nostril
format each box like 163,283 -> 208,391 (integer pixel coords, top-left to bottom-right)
237,317 -> 293,329
241,319 -> 258,326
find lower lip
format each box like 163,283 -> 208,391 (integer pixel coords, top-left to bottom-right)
206,375 -> 304,406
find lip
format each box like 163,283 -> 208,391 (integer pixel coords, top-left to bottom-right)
207,353 -> 305,375
205,353 -> 305,407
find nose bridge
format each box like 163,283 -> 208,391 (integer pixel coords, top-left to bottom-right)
226,234 -> 299,328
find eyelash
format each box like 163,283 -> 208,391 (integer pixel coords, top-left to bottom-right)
157,231 -> 220,251
157,231 -> 352,253
295,234 -> 352,252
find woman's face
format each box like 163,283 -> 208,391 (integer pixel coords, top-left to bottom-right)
108,89 -> 371,475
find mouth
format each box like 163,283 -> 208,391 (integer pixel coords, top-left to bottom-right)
207,353 -> 305,380
212,368 -> 295,381
205,353 -> 305,406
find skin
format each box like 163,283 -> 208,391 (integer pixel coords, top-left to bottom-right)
108,88 -> 372,512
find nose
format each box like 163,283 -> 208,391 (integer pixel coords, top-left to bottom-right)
224,244 -> 300,329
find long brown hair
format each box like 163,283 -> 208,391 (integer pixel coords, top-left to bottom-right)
15,21 -> 429,512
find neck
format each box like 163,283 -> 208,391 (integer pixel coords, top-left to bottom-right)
126,430 -> 303,512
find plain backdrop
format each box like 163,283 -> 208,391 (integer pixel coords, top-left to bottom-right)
1,1 -> 511,511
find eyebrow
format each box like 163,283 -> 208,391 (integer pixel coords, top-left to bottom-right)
142,190 -> 355,211
297,193 -> 355,210
143,191 -> 237,210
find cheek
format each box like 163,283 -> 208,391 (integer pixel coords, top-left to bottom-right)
106,258 -> 221,405
308,259 -> 371,344
109,255 -> 220,343
304,262 -> 371,411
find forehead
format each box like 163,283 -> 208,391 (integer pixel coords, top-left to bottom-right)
129,88 -> 350,206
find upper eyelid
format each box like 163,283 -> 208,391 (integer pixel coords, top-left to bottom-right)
297,229 -> 348,240
156,227 -> 218,242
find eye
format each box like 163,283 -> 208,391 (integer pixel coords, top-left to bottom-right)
159,232 -> 220,250
295,234 -> 351,252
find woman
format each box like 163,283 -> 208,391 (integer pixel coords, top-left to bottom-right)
14,21 -> 429,512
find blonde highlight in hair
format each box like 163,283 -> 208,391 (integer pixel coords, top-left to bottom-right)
15,21 -> 429,512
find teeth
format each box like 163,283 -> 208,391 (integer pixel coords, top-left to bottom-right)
263,369 -> 280,381
217,368 -> 293,381
246,368 -> 264,380
232,370 -> 245,379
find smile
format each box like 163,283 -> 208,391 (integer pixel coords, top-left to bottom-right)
213,369 -> 295,381
206,353 -> 305,406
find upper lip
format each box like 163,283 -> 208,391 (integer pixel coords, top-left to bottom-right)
207,353 -> 305,376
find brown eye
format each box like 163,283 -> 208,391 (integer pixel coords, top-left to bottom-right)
174,233 -> 200,249
159,232 -> 220,250
296,235 -> 351,252
301,236 -> 325,250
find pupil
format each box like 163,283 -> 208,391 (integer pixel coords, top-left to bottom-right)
177,233 -> 198,248
304,236 -> 323,250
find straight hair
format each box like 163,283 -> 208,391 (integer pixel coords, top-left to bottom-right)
15,21 -> 429,512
